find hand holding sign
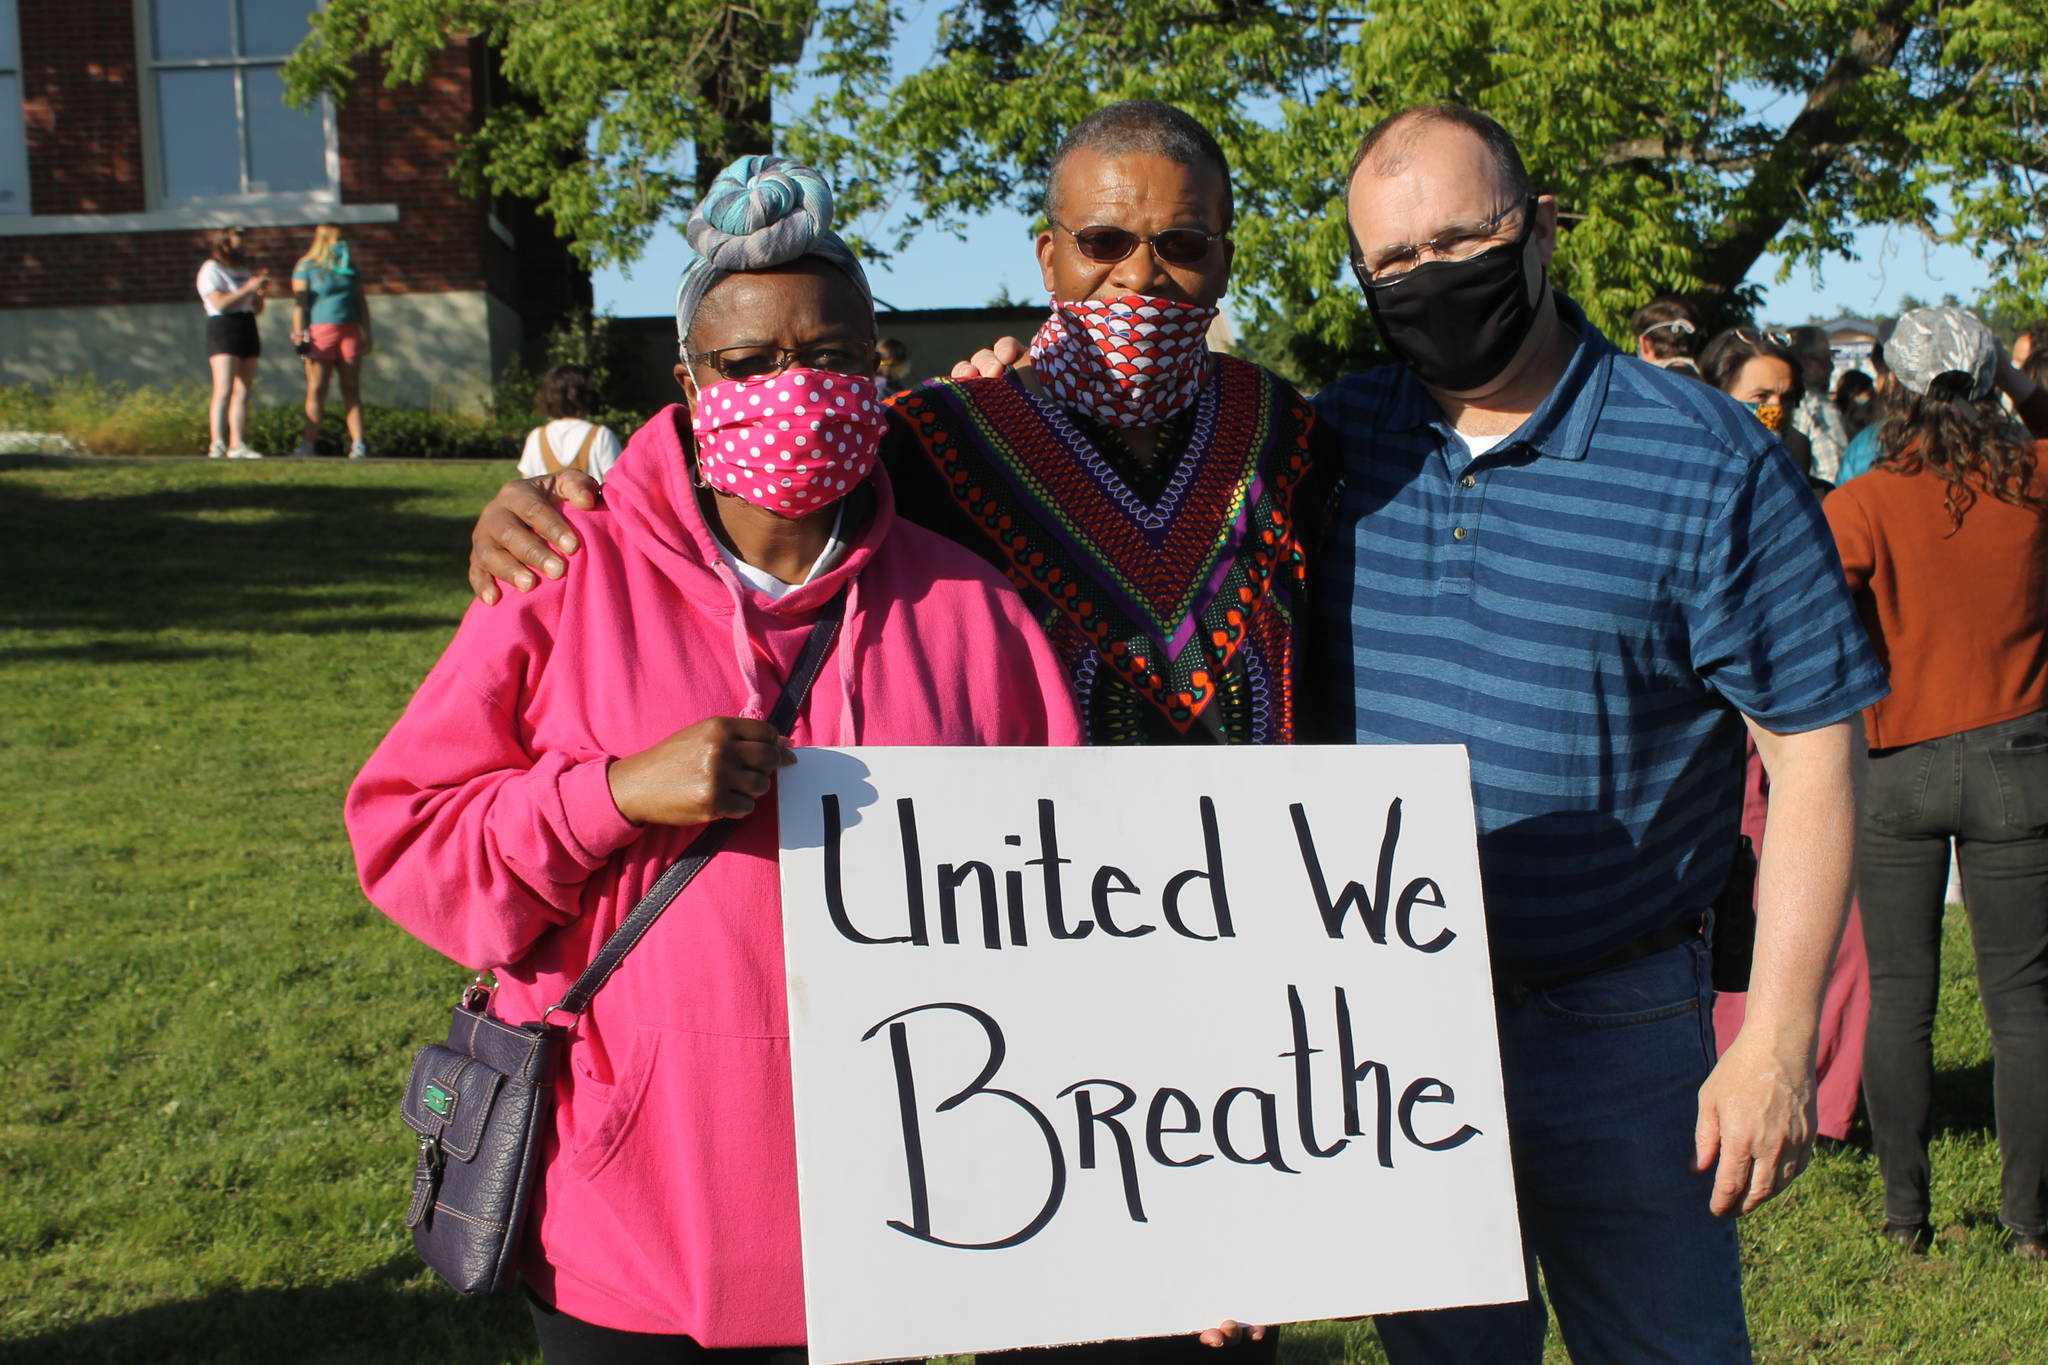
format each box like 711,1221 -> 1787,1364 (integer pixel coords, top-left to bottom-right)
1198,1322 -> 1267,1348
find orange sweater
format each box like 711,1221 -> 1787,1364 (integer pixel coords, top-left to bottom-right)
1824,446 -> 2048,750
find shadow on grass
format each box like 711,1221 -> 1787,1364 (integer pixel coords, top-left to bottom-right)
0,1254 -> 535,1365
4,475 -> 482,648
1,641 -> 245,664
1932,1058 -> 1997,1139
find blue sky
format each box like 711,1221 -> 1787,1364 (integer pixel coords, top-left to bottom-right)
593,202 -> 1996,329
591,14 -> 1998,332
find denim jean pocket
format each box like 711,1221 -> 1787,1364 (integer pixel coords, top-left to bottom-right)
1987,728 -> 2048,834
1866,741 -> 1937,833
1533,943 -> 1704,1027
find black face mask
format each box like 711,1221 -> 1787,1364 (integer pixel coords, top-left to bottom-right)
1357,201 -> 1543,393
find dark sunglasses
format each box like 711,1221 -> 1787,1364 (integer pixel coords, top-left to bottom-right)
1051,219 -> 1226,267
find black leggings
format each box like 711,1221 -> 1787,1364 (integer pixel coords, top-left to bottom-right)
527,1293 -> 1283,1365
1859,712 -> 2048,1234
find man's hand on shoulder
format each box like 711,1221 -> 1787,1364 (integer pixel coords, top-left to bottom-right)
949,335 -> 1030,381
470,469 -> 603,604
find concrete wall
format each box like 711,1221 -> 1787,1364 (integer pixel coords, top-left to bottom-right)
0,291 -> 507,412
872,306 -> 1053,388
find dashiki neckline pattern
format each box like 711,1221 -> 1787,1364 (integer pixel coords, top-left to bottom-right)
893,354 -> 1317,744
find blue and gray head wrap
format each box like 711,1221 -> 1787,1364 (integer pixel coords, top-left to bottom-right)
674,155 -> 872,358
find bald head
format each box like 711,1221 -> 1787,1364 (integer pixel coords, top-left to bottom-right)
1348,105 -> 1530,203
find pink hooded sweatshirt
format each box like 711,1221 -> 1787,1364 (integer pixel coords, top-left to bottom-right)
347,405 -> 1081,1341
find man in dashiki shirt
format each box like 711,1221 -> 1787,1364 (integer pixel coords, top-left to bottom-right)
469,100 -> 1336,749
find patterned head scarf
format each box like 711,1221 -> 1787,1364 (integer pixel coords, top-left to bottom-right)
674,155 -> 873,357
1884,305 -> 1997,402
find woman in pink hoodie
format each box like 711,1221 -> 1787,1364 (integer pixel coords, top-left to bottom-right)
347,158 -> 1081,1361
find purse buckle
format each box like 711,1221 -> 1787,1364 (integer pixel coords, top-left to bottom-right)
461,971 -> 495,1014
406,1134 -> 444,1229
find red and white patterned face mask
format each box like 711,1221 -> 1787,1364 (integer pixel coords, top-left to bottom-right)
690,369 -> 887,518
1028,293 -> 1220,428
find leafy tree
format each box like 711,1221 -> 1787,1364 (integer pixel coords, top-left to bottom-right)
283,0 -> 815,267
287,0 -> 2048,384
1975,290 -> 2041,346
798,0 -> 2048,379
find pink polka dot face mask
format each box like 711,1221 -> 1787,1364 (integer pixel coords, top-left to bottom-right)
690,368 -> 888,518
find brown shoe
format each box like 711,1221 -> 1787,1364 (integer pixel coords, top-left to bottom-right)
2010,1230 -> 2047,1262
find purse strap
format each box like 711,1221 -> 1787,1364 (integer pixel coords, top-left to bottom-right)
544,584 -> 849,1023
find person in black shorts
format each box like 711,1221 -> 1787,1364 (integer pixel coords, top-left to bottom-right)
196,227 -> 270,458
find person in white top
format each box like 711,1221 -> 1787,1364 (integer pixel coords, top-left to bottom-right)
517,363 -> 623,482
196,227 -> 270,459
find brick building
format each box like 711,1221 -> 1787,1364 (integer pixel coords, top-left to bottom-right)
0,0 -> 586,413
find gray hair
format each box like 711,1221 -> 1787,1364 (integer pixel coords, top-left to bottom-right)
1044,100 -> 1234,230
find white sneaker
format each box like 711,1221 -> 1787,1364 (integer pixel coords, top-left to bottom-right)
207,441 -> 227,459
348,441 -> 369,459
226,445 -> 263,459
291,440 -> 317,459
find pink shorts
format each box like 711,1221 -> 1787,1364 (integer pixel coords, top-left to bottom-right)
308,323 -> 365,364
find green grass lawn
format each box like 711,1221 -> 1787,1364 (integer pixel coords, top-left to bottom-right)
3,459 -> 2040,1363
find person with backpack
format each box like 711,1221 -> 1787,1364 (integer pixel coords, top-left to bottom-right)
520,364 -> 624,483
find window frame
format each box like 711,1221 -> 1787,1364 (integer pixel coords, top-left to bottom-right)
0,0 -> 27,215
134,0 -> 341,211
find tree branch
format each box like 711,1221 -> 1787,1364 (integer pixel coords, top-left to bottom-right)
1693,0 -> 1920,293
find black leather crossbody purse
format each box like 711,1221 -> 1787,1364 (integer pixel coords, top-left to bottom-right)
397,587 -> 848,1295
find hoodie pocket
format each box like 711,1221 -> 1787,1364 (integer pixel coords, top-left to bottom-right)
554,1025 -> 803,1342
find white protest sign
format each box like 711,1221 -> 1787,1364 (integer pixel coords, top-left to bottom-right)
779,745 -> 1523,1365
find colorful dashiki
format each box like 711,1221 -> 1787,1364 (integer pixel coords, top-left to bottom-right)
886,354 -> 1330,745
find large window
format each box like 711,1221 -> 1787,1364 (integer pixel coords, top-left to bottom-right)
0,0 -> 26,214
147,0 -> 332,203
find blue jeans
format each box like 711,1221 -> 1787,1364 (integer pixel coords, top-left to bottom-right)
1375,939 -> 1750,1364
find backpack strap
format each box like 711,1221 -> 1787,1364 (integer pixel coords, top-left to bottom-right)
537,425 -> 568,475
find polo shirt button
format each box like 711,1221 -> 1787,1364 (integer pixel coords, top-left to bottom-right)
1460,474 -> 1477,488
1452,526 -> 1468,541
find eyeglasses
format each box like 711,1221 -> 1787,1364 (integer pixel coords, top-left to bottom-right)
687,337 -> 877,382
1351,197 -> 1534,289
1051,220 -> 1227,267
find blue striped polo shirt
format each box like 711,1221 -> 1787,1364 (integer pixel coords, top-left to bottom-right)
1313,297 -> 1886,974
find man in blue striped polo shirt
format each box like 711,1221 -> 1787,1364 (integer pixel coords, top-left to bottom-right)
1317,107 -> 1886,1363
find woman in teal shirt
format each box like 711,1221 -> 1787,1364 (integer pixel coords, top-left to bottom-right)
290,224 -> 374,458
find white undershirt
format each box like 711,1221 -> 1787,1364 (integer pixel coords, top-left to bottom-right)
715,502 -> 848,600
1446,429 -> 1510,472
